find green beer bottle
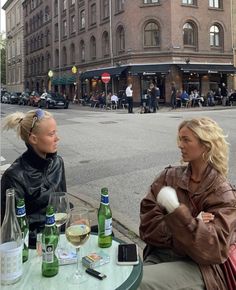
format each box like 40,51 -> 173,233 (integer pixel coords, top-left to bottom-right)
42,205 -> 59,277
98,187 -> 112,248
16,198 -> 29,263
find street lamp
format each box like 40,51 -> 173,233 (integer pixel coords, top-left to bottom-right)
48,70 -> 53,92
71,66 -> 77,103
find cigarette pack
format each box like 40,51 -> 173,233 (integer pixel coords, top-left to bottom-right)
82,251 -> 110,269
58,249 -> 77,266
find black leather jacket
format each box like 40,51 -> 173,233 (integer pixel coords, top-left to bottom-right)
1,144 -> 66,244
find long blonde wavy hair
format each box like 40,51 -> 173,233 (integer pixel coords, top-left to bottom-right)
2,109 -> 53,144
178,117 -> 229,177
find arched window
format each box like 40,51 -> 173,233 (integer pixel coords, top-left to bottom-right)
25,22 -> 28,35
102,31 -> 109,57
55,49 -> 59,67
183,22 -> 196,46
62,46 -> 67,66
41,55 -> 44,73
144,22 -> 160,47
80,40 -> 85,62
116,25 -> 125,53
90,36 -> 96,60
210,24 -> 221,47
70,43 -> 75,64
46,52 -> 50,71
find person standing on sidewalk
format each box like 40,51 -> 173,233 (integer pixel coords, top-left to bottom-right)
126,83 -> 133,113
170,82 -> 177,109
138,117 -> 236,290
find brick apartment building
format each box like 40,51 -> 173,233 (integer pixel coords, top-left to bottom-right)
4,0 -> 236,104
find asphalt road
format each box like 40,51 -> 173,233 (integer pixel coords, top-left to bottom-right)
1,103 -> 236,235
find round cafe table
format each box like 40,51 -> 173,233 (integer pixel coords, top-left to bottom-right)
1,234 -> 143,290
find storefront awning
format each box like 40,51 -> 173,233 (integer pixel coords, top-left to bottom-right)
52,76 -> 76,85
178,64 -> 236,74
80,66 -> 128,79
128,64 -> 172,75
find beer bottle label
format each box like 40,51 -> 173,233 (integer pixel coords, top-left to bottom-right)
101,194 -> 109,205
42,244 -> 54,263
16,205 -> 26,217
104,218 -> 112,236
45,214 -> 55,227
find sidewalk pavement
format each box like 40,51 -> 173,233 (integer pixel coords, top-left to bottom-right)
69,102 -> 236,114
68,192 -> 146,259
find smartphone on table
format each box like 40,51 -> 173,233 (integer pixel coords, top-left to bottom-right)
117,243 -> 139,265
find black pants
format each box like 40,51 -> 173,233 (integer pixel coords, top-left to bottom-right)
127,97 -> 133,113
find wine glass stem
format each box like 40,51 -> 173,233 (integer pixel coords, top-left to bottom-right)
57,225 -> 61,250
76,247 -> 81,276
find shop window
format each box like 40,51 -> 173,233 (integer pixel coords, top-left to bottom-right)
90,36 -> 96,60
183,22 -> 197,46
144,22 -> 160,47
116,25 -> 125,53
210,24 -> 222,47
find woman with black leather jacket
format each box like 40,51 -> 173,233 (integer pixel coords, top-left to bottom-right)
1,109 -> 66,247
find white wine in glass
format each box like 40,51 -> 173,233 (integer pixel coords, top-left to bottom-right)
65,207 -> 91,284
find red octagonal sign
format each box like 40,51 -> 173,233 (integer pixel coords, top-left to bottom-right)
101,72 -> 111,84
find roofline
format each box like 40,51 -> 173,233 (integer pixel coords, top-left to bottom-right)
2,0 -> 14,10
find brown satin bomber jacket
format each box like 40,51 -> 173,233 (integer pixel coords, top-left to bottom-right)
139,164 -> 236,290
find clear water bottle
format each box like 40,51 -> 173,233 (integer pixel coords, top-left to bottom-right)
42,205 -> 59,277
16,198 -> 29,262
98,187 -> 112,248
0,188 -> 23,285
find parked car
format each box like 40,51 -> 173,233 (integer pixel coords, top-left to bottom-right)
9,92 -> 21,104
29,91 -> 40,106
18,92 -> 30,105
229,91 -> 236,106
38,92 -> 69,109
1,92 -> 11,103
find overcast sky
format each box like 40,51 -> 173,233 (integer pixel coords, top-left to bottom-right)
1,0 -> 6,33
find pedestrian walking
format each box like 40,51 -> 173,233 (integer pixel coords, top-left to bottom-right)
126,83 -> 133,113
170,82 -> 176,109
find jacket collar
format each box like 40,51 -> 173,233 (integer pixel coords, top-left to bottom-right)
22,144 -> 57,170
177,163 -> 221,194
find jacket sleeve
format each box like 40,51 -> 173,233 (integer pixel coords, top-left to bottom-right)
61,158 -> 67,192
139,169 -> 173,247
165,185 -> 236,265
1,170 -> 26,223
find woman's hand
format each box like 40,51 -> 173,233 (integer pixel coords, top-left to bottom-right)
197,211 -> 215,223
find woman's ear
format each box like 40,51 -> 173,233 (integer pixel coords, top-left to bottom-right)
28,134 -> 38,145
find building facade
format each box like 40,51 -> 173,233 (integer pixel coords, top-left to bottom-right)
10,0 -> 236,103
3,0 -> 24,93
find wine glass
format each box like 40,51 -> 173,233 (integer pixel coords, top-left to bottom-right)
48,192 -> 70,252
65,207 -> 91,284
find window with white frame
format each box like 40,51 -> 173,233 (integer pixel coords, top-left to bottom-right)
210,25 -> 221,47
102,31 -> 109,56
183,22 -> 196,46
71,15 -> 75,33
63,20 -> 67,37
209,0 -> 221,8
90,3 -> 96,25
116,25 -> 125,52
80,10 -> 85,29
143,0 -> 159,4
63,0 -> 67,10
